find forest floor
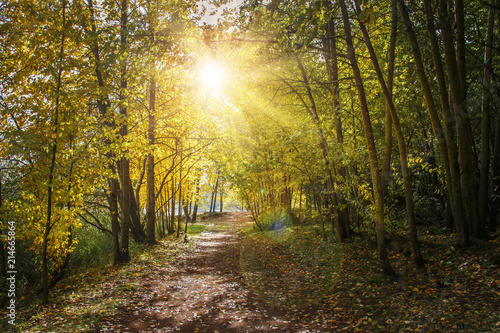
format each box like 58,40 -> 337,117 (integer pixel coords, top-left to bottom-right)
2,212 -> 500,332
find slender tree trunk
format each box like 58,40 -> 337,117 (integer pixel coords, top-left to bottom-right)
183,199 -> 190,234
211,175 -> 219,213
191,179 -> 200,222
490,8 -> 500,232
109,178 -> 120,263
43,0 -> 67,302
422,0 -> 460,230
399,0 -> 468,246
295,55 -> 341,238
381,0 -> 397,201
118,0 -> 131,263
324,13 -> 350,240
339,0 -> 396,276
171,176 -> 176,235
219,184 -> 223,213
479,0 -> 496,235
438,0 -> 480,238
128,182 -> 146,243
491,110 -> 500,232
87,0 -> 121,261
177,144 -> 183,237
146,78 -> 156,245
354,0 -> 423,268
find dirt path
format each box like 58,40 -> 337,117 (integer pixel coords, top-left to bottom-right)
100,212 -> 315,333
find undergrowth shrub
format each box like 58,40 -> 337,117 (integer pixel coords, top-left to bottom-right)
70,224 -> 112,271
299,209 -> 324,225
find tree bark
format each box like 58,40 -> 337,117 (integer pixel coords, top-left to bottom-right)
118,0 -> 131,263
211,175 -> 219,213
438,0 -> 480,238
146,78 -> 157,245
191,179 -> 200,222
489,6 -> 500,232
170,176 -> 176,235
422,0 -> 461,230
43,0 -> 67,303
478,0 -> 496,235
295,54 -> 342,239
177,143 -> 183,237
323,12 -> 351,240
399,0 -> 468,246
380,0 -> 397,201
220,184 -> 224,212
354,0 -> 423,268
339,0 -> 396,277
87,0 -> 121,263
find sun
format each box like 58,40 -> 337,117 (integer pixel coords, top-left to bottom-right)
199,61 -> 226,94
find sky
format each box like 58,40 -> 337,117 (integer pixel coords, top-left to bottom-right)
196,0 -> 244,26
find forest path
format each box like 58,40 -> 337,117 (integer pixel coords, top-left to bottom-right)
102,212 -> 315,333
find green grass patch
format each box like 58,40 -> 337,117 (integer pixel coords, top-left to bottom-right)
186,224 -> 207,235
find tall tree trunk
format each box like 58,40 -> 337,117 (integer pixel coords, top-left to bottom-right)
87,0 -> 121,262
146,78 -> 156,245
183,200 -> 190,234
438,0 -> 480,238
219,184 -> 223,213
323,13 -> 350,240
479,0 -> 496,235
128,182 -> 146,243
489,7 -> 500,232
399,0 -> 468,246
110,177 -> 120,263
177,144 -> 183,238
354,0 -> 423,268
118,0 -> 131,263
170,176 -> 176,235
191,179 -> 200,222
43,0 -> 67,302
491,107 -> 500,232
380,0 -> 397,201
422,0 -> 460,230
211,175 -> 219,213
295,55 -> 340,238
339,0 -> 396,277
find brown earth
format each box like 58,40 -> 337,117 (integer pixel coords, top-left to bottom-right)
99,212 -> 320,333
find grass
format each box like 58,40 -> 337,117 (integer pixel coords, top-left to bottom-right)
186,224 -> 207,235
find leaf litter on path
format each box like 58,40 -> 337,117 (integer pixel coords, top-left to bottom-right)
8,212 -> 500,332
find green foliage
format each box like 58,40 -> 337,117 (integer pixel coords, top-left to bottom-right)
70,225 -> 112,271
257,209 -> 294,231
297,209 -> 325,226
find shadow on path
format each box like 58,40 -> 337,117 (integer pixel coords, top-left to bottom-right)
100,213 -> 316,333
